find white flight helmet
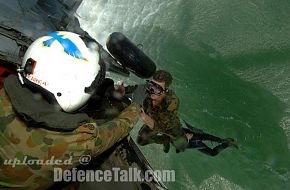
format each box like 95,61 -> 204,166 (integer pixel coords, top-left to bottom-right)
19,31 -> 101,112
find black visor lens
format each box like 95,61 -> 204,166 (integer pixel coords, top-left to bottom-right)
145,80 -> 165,95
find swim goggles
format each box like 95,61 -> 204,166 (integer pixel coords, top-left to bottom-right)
145,80 -> 168,95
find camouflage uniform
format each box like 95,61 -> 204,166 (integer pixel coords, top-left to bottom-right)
0,88 -> 140,189
137,92 -> 187,152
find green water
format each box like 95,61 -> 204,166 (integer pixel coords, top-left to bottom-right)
78,0 -> 290,189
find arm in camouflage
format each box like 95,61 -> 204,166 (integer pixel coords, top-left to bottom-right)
153,93 -> 184,137
0,88 -> 140,189
153,110 -> 184,137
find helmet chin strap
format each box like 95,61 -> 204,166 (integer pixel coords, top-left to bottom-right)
16,67 -> 25,85
17,58 -> 37,86
4,75 -> 90,132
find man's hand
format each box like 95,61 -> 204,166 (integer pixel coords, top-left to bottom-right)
115,84 -> 145,105
140,112 -> 155,129
185,133 -> 193,140
114,84 -> 125,96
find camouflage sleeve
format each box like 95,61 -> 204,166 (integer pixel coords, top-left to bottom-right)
166,93 -> 180,114
154,94 -> 183,137
91,102 -> 140,155
154,111 -> 183,137
0,88 -> 141,189
0,101 -> 140,189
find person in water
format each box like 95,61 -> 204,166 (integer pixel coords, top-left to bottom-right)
132,70 -> 238,155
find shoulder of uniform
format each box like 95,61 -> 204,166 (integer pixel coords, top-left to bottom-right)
165,91 -> 180,112
0,88 -> 13,115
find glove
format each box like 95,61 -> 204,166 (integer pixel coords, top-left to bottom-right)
125,84 -> 146,106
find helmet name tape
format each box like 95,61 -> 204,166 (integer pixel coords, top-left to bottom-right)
26,74 -> 48,87
43,32 -> 87,61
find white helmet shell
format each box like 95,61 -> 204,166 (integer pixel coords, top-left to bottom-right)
21,31 -> 100,112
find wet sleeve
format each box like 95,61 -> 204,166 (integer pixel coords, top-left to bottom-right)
154,96 -> 184,137
154,111 -> 183,137
92,103 -> 140,155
